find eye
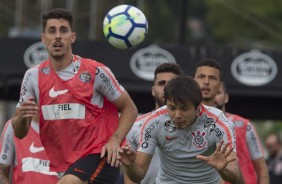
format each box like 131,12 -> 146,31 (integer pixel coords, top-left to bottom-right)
61,27 -> 69,33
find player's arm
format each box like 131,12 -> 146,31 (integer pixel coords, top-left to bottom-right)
0,120 -> 15,183
98,66 -> 138,166
252,158 -> 269,184
197,141 -> 244,184
119,146 -> 153,183
201,113 -> 244,184
12,98 -> 39,139
0,164 -> 10,183
218,151 -> 244,184
245,122 -> 269,184
111,90 -> 138,146
12,69 -> 39,139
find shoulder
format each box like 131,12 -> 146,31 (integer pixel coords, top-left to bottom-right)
2,120 -> 14,135
227,113 -> 249,127
24,65 -> 39,77
200,105 -> 225,122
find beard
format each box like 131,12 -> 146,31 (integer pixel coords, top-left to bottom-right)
155,97 -> 166,108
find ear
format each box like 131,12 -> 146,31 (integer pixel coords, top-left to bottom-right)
41,33 -> 45,44
219,81 -> 224,91
152,86 -> 156,97
71,32 -> 76,43
196,104 -> 201,116
225,93 -> 229,104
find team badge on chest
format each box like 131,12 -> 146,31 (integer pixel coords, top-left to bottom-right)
192,129 -> 207,149
79,71 -> 92,82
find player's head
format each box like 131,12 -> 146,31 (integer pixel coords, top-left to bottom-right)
42,8 -> 74,32
164,75 -> 202,129
194,59 -> 223,106
152,63 -> 183,108
214,83 -> 229,111
41,8 -> 76,60
265,133 -> 282,158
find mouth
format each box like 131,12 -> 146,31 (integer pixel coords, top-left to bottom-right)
201,87 -> 210,94
52,41 -> 63,49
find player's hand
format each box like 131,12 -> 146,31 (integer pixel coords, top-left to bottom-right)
116,144 -> 136,167
196,140 -> 236,171
19,97 -> 39,119
101,134 -> 122,167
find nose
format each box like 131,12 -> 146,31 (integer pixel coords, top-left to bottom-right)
174,110 -> 182,119
55,31 -> 61,39
203,77 -> 209,84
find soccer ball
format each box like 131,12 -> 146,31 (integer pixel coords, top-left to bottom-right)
103,4 -> 148,49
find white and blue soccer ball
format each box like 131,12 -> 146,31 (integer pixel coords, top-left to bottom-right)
103,4 -> 148,49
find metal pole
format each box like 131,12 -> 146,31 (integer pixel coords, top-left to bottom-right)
179,0 -> 188,44
88,0 -> 97,40
14,0 -> 23,31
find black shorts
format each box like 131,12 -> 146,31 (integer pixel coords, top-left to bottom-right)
63,154 -> 120,184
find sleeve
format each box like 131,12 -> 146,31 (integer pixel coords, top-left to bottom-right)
137,115 -> 159,155
216,112 -> 237,152
126,122 -> 140,150
16,67 -> 38,107
94,65 -> 124,102
0,120 -> 15,165
245,121 -> 264,160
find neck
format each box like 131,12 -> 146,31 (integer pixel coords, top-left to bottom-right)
49,53 -> 73,71
202,99 -> 215,107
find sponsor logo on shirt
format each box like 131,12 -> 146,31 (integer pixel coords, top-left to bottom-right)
29,142 -> 45,153
100,72 -> 116,96
49,86 -> 68,98
141,120 -> 160,149
192,129 -> 207,149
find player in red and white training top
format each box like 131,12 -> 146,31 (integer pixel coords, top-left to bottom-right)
118,75 -> 244,184
215,84 -> 269,184
12,8 -> 137,184
0,115 -> 58,184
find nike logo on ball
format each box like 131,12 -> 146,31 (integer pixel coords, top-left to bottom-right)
49,86 -> 68,97
29,142 -> 45,153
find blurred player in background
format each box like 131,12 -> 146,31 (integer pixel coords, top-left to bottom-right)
215,84 -> 269,184
0,115 -> 58,184
264,133 -> 282,184
194,58 -> 269,184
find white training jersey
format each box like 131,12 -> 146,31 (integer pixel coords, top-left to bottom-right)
138,105 -> 236,184
126,112 -> 159,184
17,55 -> 124,107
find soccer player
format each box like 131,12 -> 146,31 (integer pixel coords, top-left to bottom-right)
124,63 -> 183,184
215,84 -> 269,184
12,8 -> 138,184
0,115 -> 58,184
265,133 -> 282,184
118,75 -> 244,184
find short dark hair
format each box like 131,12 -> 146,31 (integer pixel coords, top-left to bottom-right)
195,59 -> 223,81
154,63 -> 183,82
42,8 -> 73,32
164,74 -> 202,108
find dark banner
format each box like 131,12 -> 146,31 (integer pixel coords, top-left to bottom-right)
0,38 -> 281,119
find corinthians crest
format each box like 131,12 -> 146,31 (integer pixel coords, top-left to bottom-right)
192,129 -> 207,149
